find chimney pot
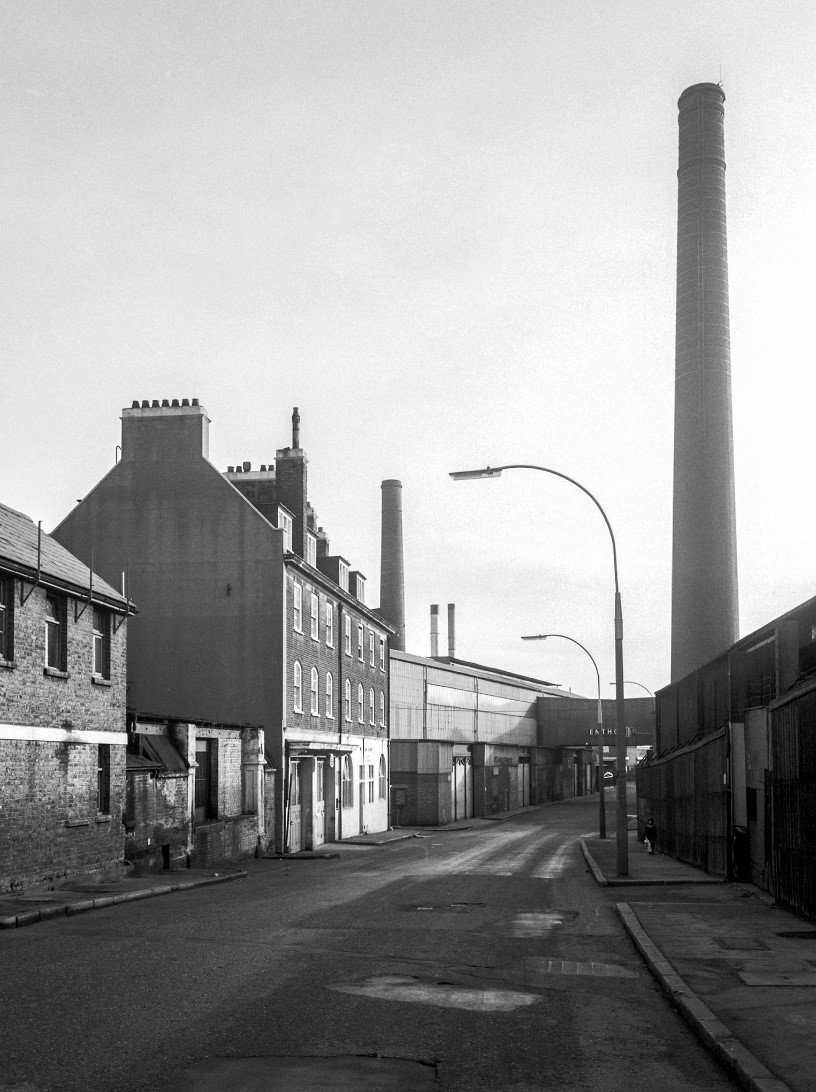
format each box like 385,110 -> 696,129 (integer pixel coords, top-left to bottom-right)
131,400 -> 139,408
171,398 -> 180,407
151,400 -> 160,408
260,464 -> 266,472
243,461 -> 251,472
161,399 -> 170,407
181,398 -> 190,406
227,466 -> 235,473
141,400 -> 149,408
192,398 -> 199,406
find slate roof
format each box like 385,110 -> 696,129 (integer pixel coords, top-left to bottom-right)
0,501 -> 127,608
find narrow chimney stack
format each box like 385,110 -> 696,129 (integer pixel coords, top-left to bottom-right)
379,479 -> 406,651
430,604 -> 439,658
447,603 -> 456,659
292,406 -> 300,449
671,83 -> 739,681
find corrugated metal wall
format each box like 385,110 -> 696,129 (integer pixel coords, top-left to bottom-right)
637,728 -> 729,876
770,685 -> 816,920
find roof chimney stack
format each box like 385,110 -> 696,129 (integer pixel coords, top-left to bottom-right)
447,603 -> 456,660
292,406 -> 300,449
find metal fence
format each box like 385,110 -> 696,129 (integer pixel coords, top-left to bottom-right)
770,686 -> 816,920
636,728 -> 729,876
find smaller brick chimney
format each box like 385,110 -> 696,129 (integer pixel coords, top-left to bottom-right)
275,407 -> 308,558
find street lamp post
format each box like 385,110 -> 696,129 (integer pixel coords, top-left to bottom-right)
451,463 -> 629,876
522,633 -> 606,839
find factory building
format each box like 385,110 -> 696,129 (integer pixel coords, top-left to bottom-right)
389,648 -> 589,826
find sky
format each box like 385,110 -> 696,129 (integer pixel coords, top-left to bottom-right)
2,1 -> 816,701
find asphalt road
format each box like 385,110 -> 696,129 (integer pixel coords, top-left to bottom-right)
0,793 -> 738,1091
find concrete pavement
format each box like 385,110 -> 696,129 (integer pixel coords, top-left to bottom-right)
583,829 -> 816,1092
0,866 -> 247,928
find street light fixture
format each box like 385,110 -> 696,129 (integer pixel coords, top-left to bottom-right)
522,633 -> 606,839
611,680 -> 654,698
450,462 -> 629,876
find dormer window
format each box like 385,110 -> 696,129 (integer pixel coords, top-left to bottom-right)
306,532 -> 317,567
278,507 -> 293,552
338,560 -> 349,593
355,574 -> 366,604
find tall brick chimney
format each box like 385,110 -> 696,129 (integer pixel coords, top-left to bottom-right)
379,479 -> 406,651
671,83 -> 739,681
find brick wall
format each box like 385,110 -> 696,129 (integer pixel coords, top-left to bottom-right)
124,771 -> 190,871
1,579 -> 126,729
191,815 -> 257,867
285,568 -> 389,740
0,578 -> 127,891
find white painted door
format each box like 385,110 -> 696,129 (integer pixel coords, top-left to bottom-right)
288,761 -> 302,853
314,760 -> 326,847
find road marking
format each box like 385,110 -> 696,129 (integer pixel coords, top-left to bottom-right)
329,975 -> 540,1013
533,840 -> 573,879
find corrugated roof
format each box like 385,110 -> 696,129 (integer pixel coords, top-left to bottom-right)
126,735 -> 189,776
0,502 -> 126,606
143,735 -> 188,776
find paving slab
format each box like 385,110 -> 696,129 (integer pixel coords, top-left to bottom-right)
581,829 -> 725,886
581,827 -> 816,1090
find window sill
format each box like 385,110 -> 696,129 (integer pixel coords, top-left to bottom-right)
0,658 -> 16,671
44,667 -> 69,680
91,676 -> 112,687
95,813 -> 112,824
65,818 -> 90,828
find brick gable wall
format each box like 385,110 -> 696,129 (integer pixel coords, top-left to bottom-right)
0,577 -> 127,891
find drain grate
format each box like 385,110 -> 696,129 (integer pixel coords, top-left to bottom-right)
405,902 -> 484,913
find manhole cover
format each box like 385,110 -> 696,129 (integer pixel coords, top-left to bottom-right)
778,930 -> 816,940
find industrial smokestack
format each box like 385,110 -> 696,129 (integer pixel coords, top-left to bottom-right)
379,479 -> 406,651
430,604 -> 439,658
447,603 -> 456,659
292,407 -> 300,449
671,83 -> 739,682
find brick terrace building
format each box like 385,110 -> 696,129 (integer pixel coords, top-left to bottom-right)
0,502 -> 130,891
53,400 -> 390,855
